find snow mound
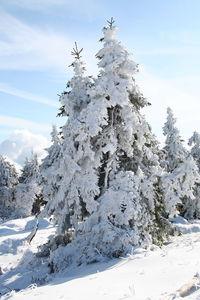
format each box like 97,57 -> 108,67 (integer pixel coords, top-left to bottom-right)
170,216 -> 200,234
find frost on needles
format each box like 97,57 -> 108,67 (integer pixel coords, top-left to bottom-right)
40,19 -> 173,270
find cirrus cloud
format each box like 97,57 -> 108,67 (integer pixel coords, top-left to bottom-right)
0,11 -> 73,72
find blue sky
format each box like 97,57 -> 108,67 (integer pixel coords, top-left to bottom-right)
0,0 -> 200,163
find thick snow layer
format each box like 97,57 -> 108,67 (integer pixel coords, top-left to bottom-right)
1,217 -> 200,300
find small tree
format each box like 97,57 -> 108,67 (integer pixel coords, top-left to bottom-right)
163,107 -> 187,172
15,154 -> 41,217
0,155 -> 18,218
189,131 -> 200,170
161,155 -> 200,217
40,125 -> 62,214
162,108 -> 200,217
188,131 -> 200,218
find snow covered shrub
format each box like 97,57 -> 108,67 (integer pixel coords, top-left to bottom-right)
0,155 -> 18,218
44,19 -> 172,270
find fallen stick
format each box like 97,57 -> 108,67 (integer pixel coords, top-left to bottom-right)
26,218 -> 39,244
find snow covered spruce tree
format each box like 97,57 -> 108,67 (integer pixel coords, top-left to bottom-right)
162,107 -> 187,172
189,131 -> 200,170
41,43 -> 99,237
188,131 -> 200,218
161,107 -> 200,218
44,20 -> 172,270
15,154 -> 41,217
39,125 -> 62,213
0,155 -> 18,218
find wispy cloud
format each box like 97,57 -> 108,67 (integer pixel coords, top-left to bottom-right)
0,11 -> 73,71
0,0 -> 102,17
0,82 -> 58,107
0,115 -> 50,132
2,0 -> 67,10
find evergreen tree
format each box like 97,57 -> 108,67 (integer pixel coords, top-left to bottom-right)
188,131 -> 200,218
19,154 -> 39,184
76,18 -> 169,253
41,125 -> 62,170
163,107 -> 187,172
46,20 -> 171,269
162,108 -> 200,217
40,125 -> 62,213
43,43 -> 99,234
188,131 -> 200,170
15,154 -> 41,217
0,155 -> 18,218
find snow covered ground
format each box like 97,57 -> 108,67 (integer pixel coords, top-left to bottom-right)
1,217 -> 200,300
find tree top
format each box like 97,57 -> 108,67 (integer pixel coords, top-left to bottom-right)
107,17 -> 115,29
71,42 -> 83,60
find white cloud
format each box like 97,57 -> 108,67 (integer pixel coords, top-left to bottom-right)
0,129 -> 50,166
0,11 -> 73,71
0,82 -> 58,107
0,115 -> 50,133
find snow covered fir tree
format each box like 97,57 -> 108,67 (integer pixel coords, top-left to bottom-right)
0,155 -> 18,218
38,19 -> 174,270
188,131 -> 200,218
41,44 -> 99,235
162,107 -> 187,173
161,107 -> 200,218
189,131 -> 200,171
40,125 -> 62,212
15,154 -> 41,217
